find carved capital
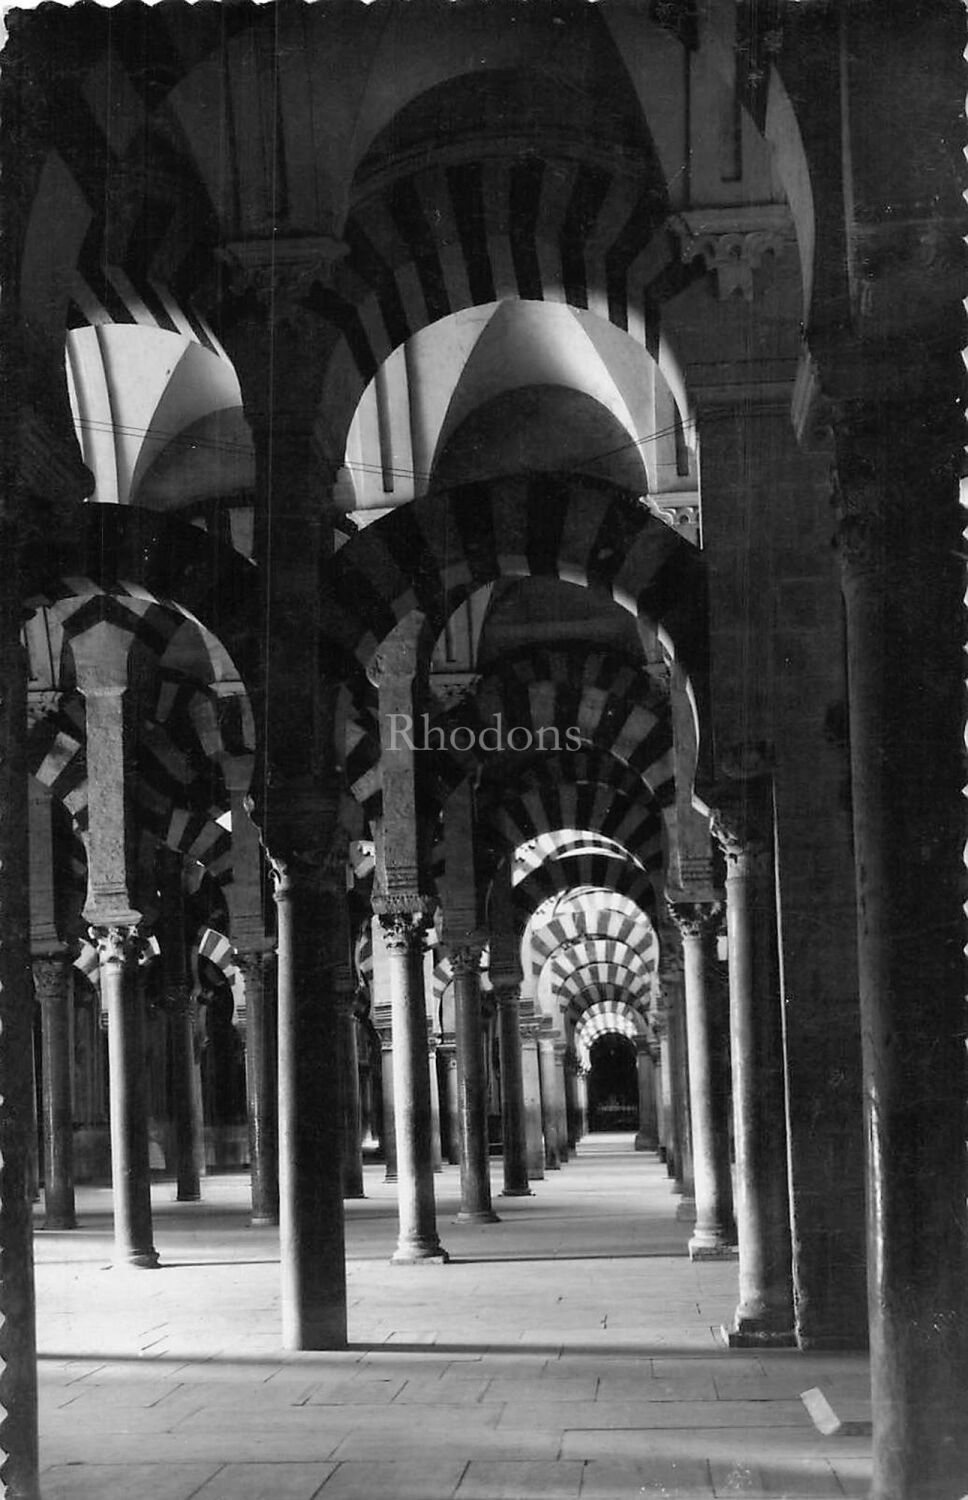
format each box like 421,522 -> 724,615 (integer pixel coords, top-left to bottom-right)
666,899 -> 723,942
491,981 -> 522,1008
708,784 -> 772,869
448,943 -> 485,980
378,910 -> 427,957
87,924 -> 140,969
672,208 -> 792,302
32,955 -> 69,1006
217,235 -> 348,330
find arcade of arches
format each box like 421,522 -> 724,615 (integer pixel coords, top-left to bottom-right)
1,4 -> 965,1498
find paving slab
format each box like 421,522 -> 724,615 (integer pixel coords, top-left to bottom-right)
33,1138 -> 873,1500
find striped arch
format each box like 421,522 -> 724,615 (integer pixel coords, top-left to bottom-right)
429,749 -> 668,895
575,999 -> 647,1070
531,921 -> 658,988
347,646 -> 674,820
559,979 -> 650,1022
512,852 -> 657,934
528,901 -> 655,967
25,585 -> 254,885
318,474 -> 705,681
322,149 -> 697,460
425,648 -> 674,806
513,830 -> 648,881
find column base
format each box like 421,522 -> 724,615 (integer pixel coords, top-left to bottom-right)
42,1214 -> 77,1231
384,1170 -> 398,1184
113,1248 -> 160,1270
455,1209 -> 501,1224
722,1320 -> 796,1349
176,1190 -> 202,1203
634,1133 -> 659,1152
675,1196 -> 696,1222
249,1215 -> 280,1228
342,1189 -> 366,1200
500,1187 -> 533,1197
391,1241 -> 450,1265
688,1236 -> 738,1261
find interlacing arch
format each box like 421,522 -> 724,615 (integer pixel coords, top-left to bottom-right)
317,474 -> 704,681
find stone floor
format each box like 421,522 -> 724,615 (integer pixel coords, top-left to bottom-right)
34,1135 -> 872,1499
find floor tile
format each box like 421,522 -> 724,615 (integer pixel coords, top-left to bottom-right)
457,1459 -> 585,1498
39,1463 -> 220,1500
192,1462 -> 337,1499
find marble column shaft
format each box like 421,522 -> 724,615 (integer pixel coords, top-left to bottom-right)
237,951 -> 279,1226
451,947 -> 498,1222
669,903 -> 736,1259
380,912 -> 446,1261
494,983 -> 530,1197
712,794 -> 794,1345
35,956 -> 76,1230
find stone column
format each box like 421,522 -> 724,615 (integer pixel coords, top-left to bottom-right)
34,956 -> 76,1230
94,926 -> 158,1268
427,1029 -> 443,1172
271,830 -> 348,1349
553,1044 -> 570,1163
494,982 -> 530,1197
222,247 -> 350,1351
438,1041 -> 460,1165
168,987 -> 203,1203
655,1017 -> 674,1172
450,945 -> 498,1222
633,1037 -> 659,1152
338,994 -> 365,1200
563,1049 -> 580,1152
235,951 -> 278,1225
225,789 -> 278,1226
669,901 -> 737,1260
537,1035 -> 563,1170
158,860 -> 202,1205
711,792 -> 794,1345
378,1029 -> 397,1181
73,622 -> 158,1269
378,911 -> 447,1261
663,973 -> 692,1201
519,1022 -> 545,1179
832,387 -> 968,1493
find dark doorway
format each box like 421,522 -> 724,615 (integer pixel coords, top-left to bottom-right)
587,1032 -> 637,1131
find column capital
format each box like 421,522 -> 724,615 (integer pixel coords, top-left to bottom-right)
263,781 -> 343,886
377,908 -> 429,956
87,924 -> 142,969
708,782 -> 773,871
666,899 -> 723,942
447,941 -> 486,979
491,980 -> 522,1006
31,953 -> 69,1005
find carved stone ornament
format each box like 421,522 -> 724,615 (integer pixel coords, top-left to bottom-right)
377,910 -> 427,956
667,899 -> 723,941
87,924 -> 139,967
708,797 -> 771,868
672,214 -> 790,301
448,942 -> 486,979
32,954 -> 68,1005
217,235 -> 348,327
